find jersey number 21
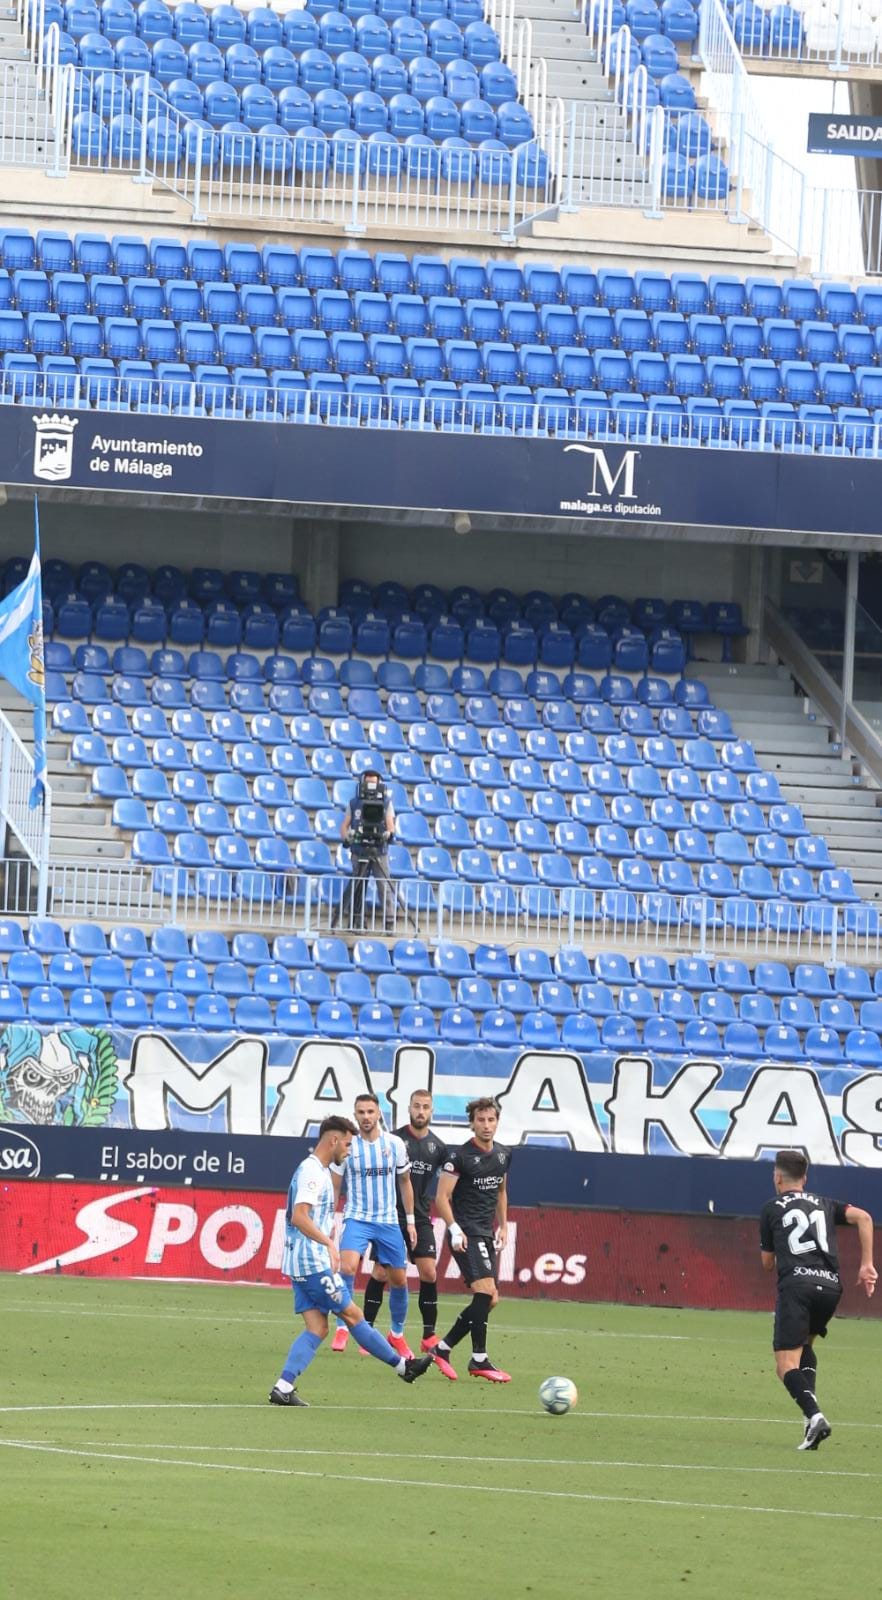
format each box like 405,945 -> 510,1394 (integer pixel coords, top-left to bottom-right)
783,1209 -> 829,1256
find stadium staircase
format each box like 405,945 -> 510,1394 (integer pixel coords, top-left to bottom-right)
0,5 -> 55,168
511,0 -> 650,205
691,660 -> 882,903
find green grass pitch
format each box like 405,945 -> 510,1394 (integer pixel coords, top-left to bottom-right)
2,1275 -> 880,1600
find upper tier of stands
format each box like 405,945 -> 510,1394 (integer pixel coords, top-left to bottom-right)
2,232 -> 882,448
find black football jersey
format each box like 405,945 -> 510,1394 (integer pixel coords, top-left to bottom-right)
393,1125 -> 446,1222
759,1190 -> 850,1285
443,1140 -> 510,1235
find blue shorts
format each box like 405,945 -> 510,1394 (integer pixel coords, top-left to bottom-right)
293,1270 -> 353,1317
341,1217 -> 407,1270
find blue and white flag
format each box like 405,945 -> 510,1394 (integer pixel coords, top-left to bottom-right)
0,498 -> 47,807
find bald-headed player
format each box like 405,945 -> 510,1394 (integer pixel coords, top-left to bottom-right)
760,1149 -> 876,1450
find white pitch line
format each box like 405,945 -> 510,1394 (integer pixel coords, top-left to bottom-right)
1,1400 -> 882,1430
46,1441 -> 882,1482
0,1304 -> 690,1339
1,1438 -> 880,1522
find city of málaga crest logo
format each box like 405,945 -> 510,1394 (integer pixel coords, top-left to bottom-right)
32,413 -> 78,483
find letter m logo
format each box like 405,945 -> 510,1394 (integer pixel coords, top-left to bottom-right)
563,445 -> 640,499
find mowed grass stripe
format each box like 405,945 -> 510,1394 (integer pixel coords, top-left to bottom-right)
3,1438 -> 882,1524
21,1437 -> 882,1481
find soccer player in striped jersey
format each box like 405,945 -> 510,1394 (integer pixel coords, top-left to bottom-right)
331,1092 -> 418,1358
363,1090 -> 447,1356
269,1114 -> 433,1406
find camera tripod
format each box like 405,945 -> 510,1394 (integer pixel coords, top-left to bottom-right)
331,845 -> 417,935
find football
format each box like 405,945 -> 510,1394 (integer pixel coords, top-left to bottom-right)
539,1375 -> 578,1415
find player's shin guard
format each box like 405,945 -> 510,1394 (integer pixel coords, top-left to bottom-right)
388,1284 -> 409,1337
350,1318 -> 401,1368
281,1330 -> 323,1384
783,1367 -> 819,1420
363,1277 -> 385,1326
418,1281 -> 438,1338
439,1305 -> 473,1352
468,1292 -> 494,1358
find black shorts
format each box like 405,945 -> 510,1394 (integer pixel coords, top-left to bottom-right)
452,1234 -> 497,1287
406,1219 -> 437,1263
773,1277 -> 842,1351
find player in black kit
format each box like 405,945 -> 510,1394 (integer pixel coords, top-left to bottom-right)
433,1096 -> 511,1384
759,1149 -> 877,1451
363,1089 -> 447,1360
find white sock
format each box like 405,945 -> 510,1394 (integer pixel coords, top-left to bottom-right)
395,1357 -> 406,1375
275,1378 -> 294,1394
472,1351 -> 486,1361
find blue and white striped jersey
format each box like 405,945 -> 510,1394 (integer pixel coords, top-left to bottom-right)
282,1154 -> 336,1280
342,1131 -> 410,1225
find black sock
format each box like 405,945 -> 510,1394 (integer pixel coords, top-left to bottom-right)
800,1344 -> 818,1382
783,1368 -> 819,1421
418,1281 -> 438,1339
363,1278 -> 385,1326
469,1292 -> 494,1358
440,1306 -> 473,1351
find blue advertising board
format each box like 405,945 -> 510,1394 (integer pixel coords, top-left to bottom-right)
1,403 -> 880,537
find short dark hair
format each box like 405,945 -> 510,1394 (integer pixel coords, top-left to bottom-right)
775,1149 -> 808,1181
410,1088 -> 433,1101
319,1115 -> 357,1138
354,1092 -> 379,1108
466,1096 -> 500,1122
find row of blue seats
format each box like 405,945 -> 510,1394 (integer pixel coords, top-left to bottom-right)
2,231 -> 875,325
42,632 -> 721,686
70,728 -> 764,781
68,115 -> 539,182
77,700 -> 725,753
73,69 -> 518,128
8,952 -> 880,1033
54,664 -> 708,710
10,946 -> 882,1023
8,363 -> 882,449
6,919 -> 881,995
120,825 -> 857,902
25,283 -> 873,368
88,769 -> 794,831
58,692 -> 727,740
56,2 -> 492,52
3,975 -> 882,1059
6,309 -> 876,404
63,34 -> 509,88
121,834 -> 857,907
37,595 -> 689,661
727,0 -> 807,52
19,563 -> 737,639
136,869 -> 876,932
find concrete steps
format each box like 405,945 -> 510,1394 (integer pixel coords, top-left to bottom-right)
697,661 -> 882,900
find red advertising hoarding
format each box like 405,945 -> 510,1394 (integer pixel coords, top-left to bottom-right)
2,1180 -> 877,1318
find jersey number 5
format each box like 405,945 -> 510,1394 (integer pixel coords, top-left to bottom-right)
783,1209 -> 830,1256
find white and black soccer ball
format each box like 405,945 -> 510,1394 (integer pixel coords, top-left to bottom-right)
539,1376 -> 578,1415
